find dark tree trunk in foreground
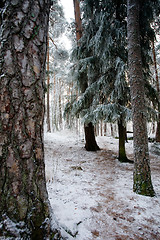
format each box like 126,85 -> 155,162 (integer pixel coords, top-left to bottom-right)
127,0 -> 155,196
0,0 -> 56,238
118,118 -> 132,163
84,123 -> 100,151
73,0 -> 100,151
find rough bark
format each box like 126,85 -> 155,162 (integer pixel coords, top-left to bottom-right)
127,0 -> 155,196
84,123 -> 100,151
118,118 -> 132,163
0,0 -> 56,238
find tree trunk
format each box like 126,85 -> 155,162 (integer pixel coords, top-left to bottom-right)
73,0 -> 82,43
100,120 -> 103,136
59,79 -> 63,129
84,123 -> 100,151
73,0 -> 99,150
118,118 -> 132,163
152,41 -> 160,142
66,85 -> 70,127
47,34 -> 51,132
110,123 -> 114,137
156,118 -> 160,142
127,0 -> 155,196
53,72 -> 58,131
104,123 -> 107,136
0,0 -> 57,238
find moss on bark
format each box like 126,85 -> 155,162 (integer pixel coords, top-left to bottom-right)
133,172 -> 155,197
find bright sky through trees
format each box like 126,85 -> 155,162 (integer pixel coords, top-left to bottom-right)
58,0 -> 74,50
60,0 -> 74,22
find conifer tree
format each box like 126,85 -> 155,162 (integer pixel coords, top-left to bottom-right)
73,0 -> 100,151
152,13 -> 160,142
71,0 -> 160,160
152,40 -> 160,142
71,0 -> 131,158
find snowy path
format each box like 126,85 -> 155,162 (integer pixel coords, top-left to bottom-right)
44,131 -> 160,240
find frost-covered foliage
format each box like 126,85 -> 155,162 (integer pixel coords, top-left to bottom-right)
70,0 -> 130,126
50,0 -> 66,38
68,0 -> 160,126
140,1 -> 160,120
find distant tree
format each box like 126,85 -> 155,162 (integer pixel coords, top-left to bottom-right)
0,0 -> 58,238
151,17 -> 160,142
47,33 -> 51,132
51,47 -> 70,131
48,1 -> 70,132
127,0 -> 155,196
152,40 -> 160,142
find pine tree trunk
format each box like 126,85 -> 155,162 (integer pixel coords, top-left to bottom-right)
73,0 -> 82,43
0,0 -> 57,238
110,123 -> 114,137
118,118 -> 131,163
66,86 -> 70,127
104,123 -> 107,136
127,0 -> 155,196
84,123 -> 100,151
53,72 -> 58,130
59,79 -> 63,129
100,120 -> 103,136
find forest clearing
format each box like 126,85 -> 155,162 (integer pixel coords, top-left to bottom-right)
45,130 -> 160,240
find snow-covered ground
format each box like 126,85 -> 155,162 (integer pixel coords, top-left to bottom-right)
44,130 -> 160,240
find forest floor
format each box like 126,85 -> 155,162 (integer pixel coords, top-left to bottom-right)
44,130 -> 160,240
